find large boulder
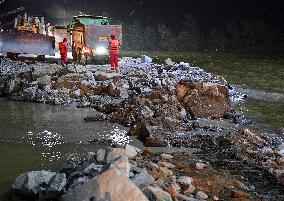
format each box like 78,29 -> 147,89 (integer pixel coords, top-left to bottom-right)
12,170 -> 66,198
60,167 -> 149,201
177,81 -> 231,118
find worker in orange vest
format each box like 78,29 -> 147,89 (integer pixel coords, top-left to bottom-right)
108,34 -> 121,73
59,38 -> 68,65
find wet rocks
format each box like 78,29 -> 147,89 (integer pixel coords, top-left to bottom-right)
61,167 -> 149,201
12,170 -> 66,199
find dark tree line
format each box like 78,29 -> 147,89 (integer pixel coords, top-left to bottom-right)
116,15 -> 284,52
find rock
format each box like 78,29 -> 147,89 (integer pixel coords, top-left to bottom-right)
79,84 -> 93,95
96,149 -> 106,162
195,162 -> 208,170
159,167 -> 174,177
12,170 -> 56,196
45,173 -> 67,199
107,148 -> 126,162
94,71 -> 115,81
37,75 -> 51,87
141,106 -> 154,118
183,185 -> 196,195
60,167 -> 149,201
108,82 -> 120,97
111,156 -> 130,177
146,162 -> 159,170
196,191 -> 208,200
232,180 -> 246,190
137,124 -> 168,147
231,129 -> 266,149
160,153 -> 173,160
53,81 -> 77,90
177,194 -> 198,201
261,147 -> 274,155
164,58 -> 175,69
159,162 -> 175,169
175,162 -> 186,170
142,148 -> 153,156
83,163 -> 104,173
143,186 -> 173,201
126,145 -> 138,159
7,78 -> 22,94
56,68 -> 74,77
180,82 -> 231,118
177,176 -> 193,186
141,55 -> 153,64
132,169 -> 155,189
167,183 -> 179,199
231,190 -> 250,198
130,164 -> 143,174
176,83 -> 188,101
32,64 -> 61,80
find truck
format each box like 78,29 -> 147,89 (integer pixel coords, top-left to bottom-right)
0,13 -> 55,59
68,15 -> 122,64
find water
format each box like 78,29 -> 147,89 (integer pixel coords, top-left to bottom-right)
0,98 -> 132,199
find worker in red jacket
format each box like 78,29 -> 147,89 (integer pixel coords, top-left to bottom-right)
109,34 -> 121,73
59,38 -> 68,65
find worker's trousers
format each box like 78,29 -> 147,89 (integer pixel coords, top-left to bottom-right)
110,53 -> 119,73
60,53 -> 67,64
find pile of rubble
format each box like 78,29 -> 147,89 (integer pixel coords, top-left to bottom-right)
12,143 -> 261,201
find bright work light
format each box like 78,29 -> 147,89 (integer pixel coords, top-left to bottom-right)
96,47 -> 108,55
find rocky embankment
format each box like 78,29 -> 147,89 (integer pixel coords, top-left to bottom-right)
0,57 -> 243,147
1,57 -> 284,200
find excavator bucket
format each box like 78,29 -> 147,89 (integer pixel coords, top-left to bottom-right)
0,31 -> 55,56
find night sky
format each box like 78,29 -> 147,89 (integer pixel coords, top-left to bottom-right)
1,0 -> 283,32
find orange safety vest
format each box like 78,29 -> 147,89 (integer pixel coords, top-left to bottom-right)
109,39 -> 120,54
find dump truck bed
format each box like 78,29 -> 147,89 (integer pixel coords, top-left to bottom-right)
0,31 -> 55,56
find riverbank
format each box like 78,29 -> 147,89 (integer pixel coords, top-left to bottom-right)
120,50 -> 284,129
0,56 -> 284,200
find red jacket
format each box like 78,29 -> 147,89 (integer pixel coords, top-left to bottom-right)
59,41 -> 67,54
109,39 -> 120,54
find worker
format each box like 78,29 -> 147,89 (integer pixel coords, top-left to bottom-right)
108,34 -> 121,73
59,38 -> 68,66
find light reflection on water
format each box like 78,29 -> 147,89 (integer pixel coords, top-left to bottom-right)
23,130 -> 66,165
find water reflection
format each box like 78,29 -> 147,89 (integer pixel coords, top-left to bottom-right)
23,130 -> 66,165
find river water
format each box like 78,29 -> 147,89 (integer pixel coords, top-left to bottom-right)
0,98 -> 135,198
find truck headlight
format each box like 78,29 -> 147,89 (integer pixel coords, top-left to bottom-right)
96,47 -> 107,55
